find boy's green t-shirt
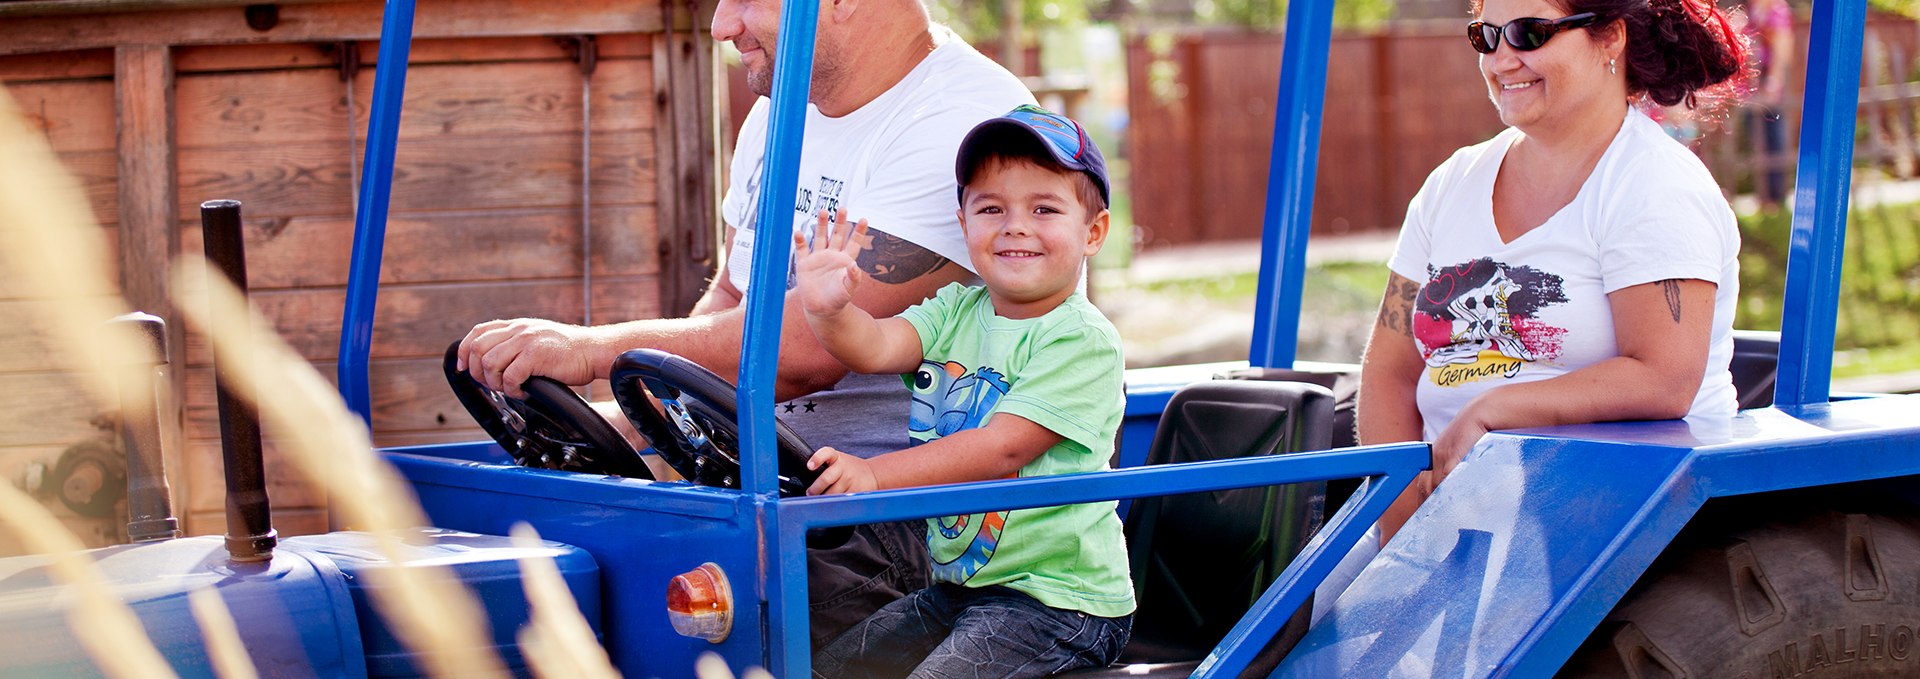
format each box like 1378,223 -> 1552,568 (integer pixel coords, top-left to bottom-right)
898,282 -> 1134,618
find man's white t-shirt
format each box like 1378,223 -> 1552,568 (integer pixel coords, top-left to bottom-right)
1387,108 -> 1740,440
720,33 -> 1034,457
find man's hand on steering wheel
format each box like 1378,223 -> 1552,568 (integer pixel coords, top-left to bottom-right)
458,318 -> 606,398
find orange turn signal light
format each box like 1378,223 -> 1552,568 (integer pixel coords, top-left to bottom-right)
666,562 -> 732,642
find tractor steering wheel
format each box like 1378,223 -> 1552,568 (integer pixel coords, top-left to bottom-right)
442,342 -> 654,479
608,348 -> 820,497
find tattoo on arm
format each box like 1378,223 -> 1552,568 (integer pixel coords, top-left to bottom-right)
1376,276 -> 1420,338
1660,279 -> 1683,323
853,227 -> 952,284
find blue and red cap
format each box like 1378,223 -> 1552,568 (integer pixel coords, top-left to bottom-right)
954,104 -> 1110,207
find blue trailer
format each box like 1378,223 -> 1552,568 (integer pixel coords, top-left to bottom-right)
2,0 -> 1915,675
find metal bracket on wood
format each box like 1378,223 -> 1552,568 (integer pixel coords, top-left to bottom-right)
558,35 -> 598,77
321,41 -> 360,83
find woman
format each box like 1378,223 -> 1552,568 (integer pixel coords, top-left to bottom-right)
1359,0 -> 1750,541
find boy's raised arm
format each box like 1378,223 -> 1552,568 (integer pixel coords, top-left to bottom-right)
795,210 -> 926,375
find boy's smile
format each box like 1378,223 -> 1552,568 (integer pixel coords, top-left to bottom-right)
958,160 -> 1109,320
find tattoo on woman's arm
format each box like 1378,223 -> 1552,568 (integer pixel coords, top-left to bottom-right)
1660,279 -> 1683,322
1378,277 -> 1420,338
854,227 -> 951,284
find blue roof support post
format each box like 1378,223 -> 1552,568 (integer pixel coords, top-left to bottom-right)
336,0 -> 417,422
748,2 -> 818,675
1774,0 -> 1866,408
1247,0 -> 1335,369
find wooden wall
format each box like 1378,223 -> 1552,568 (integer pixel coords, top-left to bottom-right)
0,0 -> 721,551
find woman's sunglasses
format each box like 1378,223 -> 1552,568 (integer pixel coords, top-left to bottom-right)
1467,13 -> 1598,54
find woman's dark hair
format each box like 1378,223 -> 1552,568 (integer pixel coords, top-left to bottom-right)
1477,0 -> 1754,112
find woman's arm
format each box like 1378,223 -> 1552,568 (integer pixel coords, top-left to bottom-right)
1360,273 -> 1434,541
1429,278 -> 1717,481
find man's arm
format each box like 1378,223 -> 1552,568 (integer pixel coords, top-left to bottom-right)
460,225 -> 969,401
688,227 -> 744,317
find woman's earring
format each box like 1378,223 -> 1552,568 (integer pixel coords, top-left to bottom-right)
1608,57 -> 1618,75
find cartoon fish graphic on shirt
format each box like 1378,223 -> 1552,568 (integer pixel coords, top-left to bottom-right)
908,361 -> 1010,440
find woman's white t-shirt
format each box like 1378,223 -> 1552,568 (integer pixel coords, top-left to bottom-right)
1386,108 -> 1741,440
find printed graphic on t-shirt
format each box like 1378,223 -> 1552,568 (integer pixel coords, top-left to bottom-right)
911,359 -> 1014,583
1414,257 -> 1569,386
729,156 -> 852,292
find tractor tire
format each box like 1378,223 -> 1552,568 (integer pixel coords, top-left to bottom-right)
1557,495 -> 1920,679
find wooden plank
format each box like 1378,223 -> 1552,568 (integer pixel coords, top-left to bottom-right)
174,130 -> 656,219
6,79 -> 115,152
174,59 -> 654,148
176,277 -> 662,366
0,371 -> 110,448
0,227 -> 118,301
0,298 -> 138,372
0,0 -> 339,18
651,11 -> 723,317
175,206 -> 660,290
174,69 -> 351,147
344,58 -> 656,139
173,42 -> 338,74
182,355 -> 558,440
115,43 -> 189,527
181,435 -> 327,513
52,150 -> 121,228
115,43 -> 180,347
0,48 -> 113,82
1,0 -> 667,56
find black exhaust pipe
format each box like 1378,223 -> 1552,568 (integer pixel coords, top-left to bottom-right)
112,312 -> 179,543
200,199 -> 276,562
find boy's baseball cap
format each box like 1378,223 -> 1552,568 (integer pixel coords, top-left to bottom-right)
955,104 -> 1110,207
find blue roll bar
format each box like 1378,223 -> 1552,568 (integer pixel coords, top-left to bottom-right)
334,0 -> 1863,674
337,0 -> 417,423
1774,0 -> 1865,408
1248,0 -> 1335,368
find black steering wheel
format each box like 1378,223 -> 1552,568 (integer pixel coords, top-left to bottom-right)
610,349 -> 852,548
608,348 -> 822,496
442,342 -> 653,479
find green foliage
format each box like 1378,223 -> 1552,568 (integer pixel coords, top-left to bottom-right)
1868,0 -> 1920,20
1190,0 -> 1395,30
928,0 -> 1091,44
1736,203 -> 1920,378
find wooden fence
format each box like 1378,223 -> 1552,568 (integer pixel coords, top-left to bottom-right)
0,0 -> 721,549
1125,15 -> 1920,247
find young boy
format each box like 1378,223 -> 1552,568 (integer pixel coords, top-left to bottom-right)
793,104 -> 1133,678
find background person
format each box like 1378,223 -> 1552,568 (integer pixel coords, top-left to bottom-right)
1358,0 -> 1750,545
456,0 -> 1035,648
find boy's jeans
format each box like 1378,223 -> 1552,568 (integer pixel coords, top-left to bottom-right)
813,583 -> 1132,678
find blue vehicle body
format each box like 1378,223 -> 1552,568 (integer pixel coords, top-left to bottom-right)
1,0 -> 1911,674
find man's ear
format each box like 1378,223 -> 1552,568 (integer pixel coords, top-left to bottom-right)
832,0 -> 858,23
1083,209 -> 1110,256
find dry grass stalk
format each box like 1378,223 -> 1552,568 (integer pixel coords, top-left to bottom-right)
188,587 -> 260,679
510,523 -> 619,679
0,83 -> 180,679
171,256 -> 509,679
0,484 -> 177,679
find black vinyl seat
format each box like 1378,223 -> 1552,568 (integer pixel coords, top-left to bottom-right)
1065,379 -> 1336,678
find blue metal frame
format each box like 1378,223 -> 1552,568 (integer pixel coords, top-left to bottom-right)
1248,0 -> 1335,369
1774,0 -> 1867,408
328,0 -> 1899,675
337,0 -> 417,423
767,443 -> 1431,676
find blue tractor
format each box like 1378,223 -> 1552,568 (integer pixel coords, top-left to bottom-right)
2,0 -> 1915,675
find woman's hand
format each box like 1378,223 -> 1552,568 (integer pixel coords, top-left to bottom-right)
807,446 -> 877,495
793,209 -> 869,319
1430,398 -> 1494,484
